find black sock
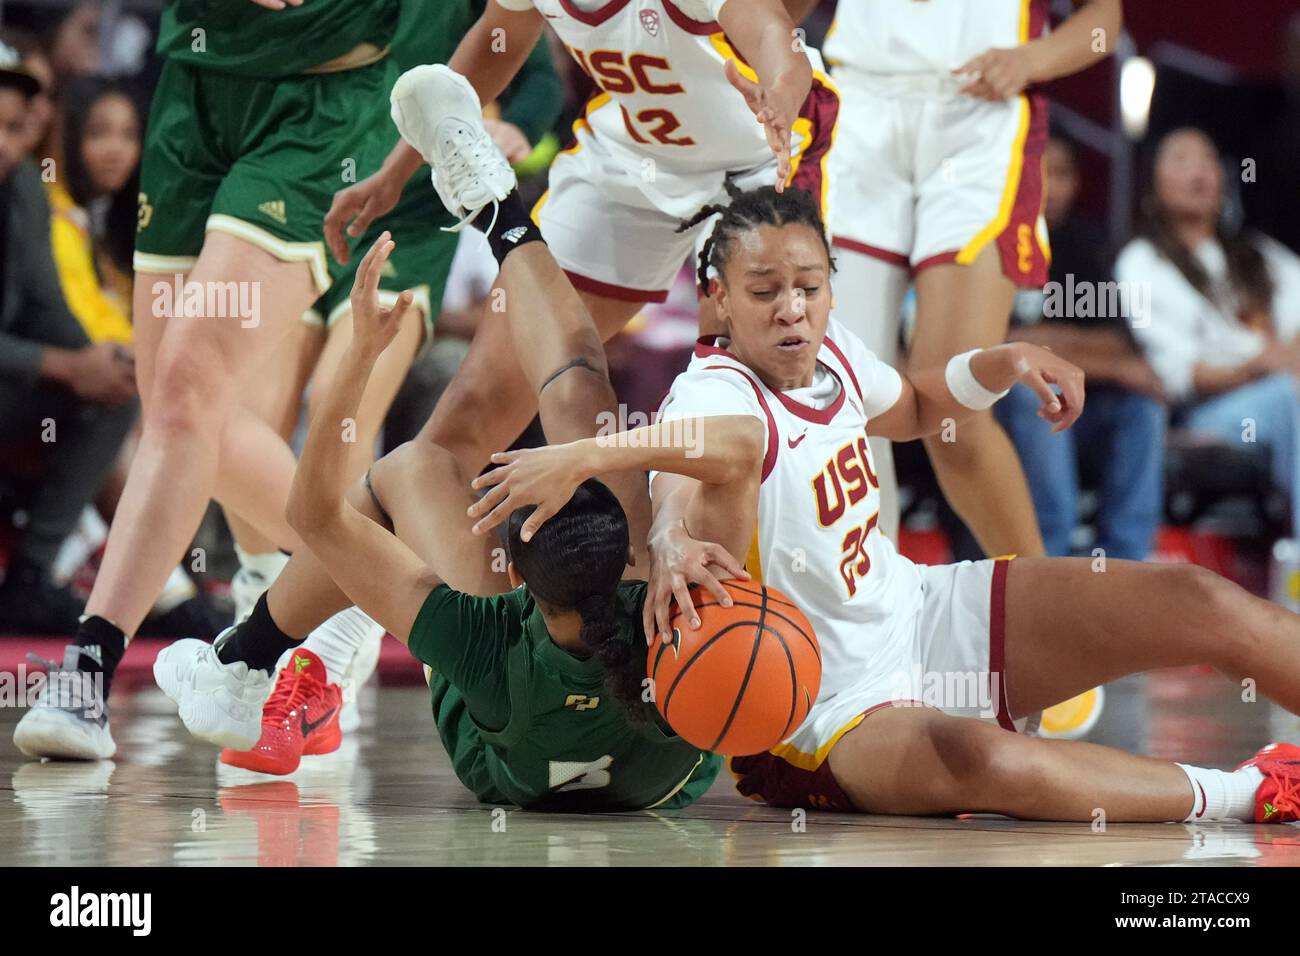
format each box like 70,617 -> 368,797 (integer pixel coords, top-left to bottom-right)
472,190 -> 545,266
75,615 -> 126,699
217,593 -> 301,673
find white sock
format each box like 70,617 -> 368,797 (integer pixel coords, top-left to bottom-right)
234,545 -> 290,584
1177,763 -> 1264,822
279,606 -> 380,685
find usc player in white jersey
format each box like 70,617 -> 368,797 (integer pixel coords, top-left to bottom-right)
471,184 -> 1300,826
326,0 -> 838,507
784,0 -> 1122,560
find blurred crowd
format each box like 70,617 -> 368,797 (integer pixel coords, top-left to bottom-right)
1,2 -> 1299,636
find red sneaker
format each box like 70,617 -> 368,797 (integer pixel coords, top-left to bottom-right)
1235,743 -> 1300,824
220,649 -> 342,775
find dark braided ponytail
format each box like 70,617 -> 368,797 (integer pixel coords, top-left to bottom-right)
507,479 -> 648,718
678,182 -> 834,296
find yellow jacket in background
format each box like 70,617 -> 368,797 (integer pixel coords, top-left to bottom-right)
46,180 -> 134,346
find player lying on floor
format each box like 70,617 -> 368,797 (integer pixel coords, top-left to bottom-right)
465,181 -> 1300,826
157,66 -> 736,807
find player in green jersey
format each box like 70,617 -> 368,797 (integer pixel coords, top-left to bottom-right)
14,0 -> 407,761
204,67 -> 726,810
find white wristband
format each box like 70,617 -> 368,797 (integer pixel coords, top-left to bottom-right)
944,349 -> 1009,410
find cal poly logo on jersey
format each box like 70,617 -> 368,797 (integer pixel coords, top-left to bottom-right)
639,8 -> 660,36
565,694 -> 600,712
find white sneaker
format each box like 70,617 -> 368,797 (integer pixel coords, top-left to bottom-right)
154,633 -> 272,750
339,622 -> 384,733
390,64 -> 516,232
13,647 -> 115,761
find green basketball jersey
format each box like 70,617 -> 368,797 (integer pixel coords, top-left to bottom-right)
409,582 -> 722,812
157,0 -> 399,77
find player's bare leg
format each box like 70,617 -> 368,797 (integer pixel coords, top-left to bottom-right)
223,317 -> 323,621
910,245 -> 1043,557
829,705 -> 1198,821
827,559 -> 1300,822
87,233 -> 318,634
1000,559 -> 1300,716
830,248 -> 908,541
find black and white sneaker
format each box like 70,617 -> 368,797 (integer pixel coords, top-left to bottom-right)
13,646 -> 115,760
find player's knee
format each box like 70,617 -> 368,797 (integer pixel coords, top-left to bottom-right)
930,716 -> 1038,794
1173,565 -> 1253,665
922,413 -> 994,468
379,439 -> 463,489
419,378 -> 497,452
147,347 -> 230,435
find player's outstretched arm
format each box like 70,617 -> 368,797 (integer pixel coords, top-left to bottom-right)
718,0 -> 813,188
956,0 -> 1122,101
466,415 -> 766,540
286,234 -> 442,644
870,342 -> 1085,442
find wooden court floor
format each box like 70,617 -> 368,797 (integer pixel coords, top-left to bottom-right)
4,670 -> 1300,867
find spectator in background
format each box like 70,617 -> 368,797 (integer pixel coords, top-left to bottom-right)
0,43 -> 137,633
1118,127 -> 1300,535
47,78 -> 140,347
39,1 -> 102,79
995,135 -> 1165,559
0,28 -> 55,159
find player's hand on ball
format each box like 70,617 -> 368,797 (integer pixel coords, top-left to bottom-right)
1010,342 -> 1085,432
348,232 -> 414,360
954,46 -> 1035,101
644,523 -> 750,646
248,0 -> 302,9
325,170 -> 405,265
724,60 -> 798,191
468,444 -> 589,539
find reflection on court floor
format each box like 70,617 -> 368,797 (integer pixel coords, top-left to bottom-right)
4,672 -> 1299,867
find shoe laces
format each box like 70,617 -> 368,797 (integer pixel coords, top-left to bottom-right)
1262,762 -> 1300,818
264,665 -> 322,722
438,123 -> 503,234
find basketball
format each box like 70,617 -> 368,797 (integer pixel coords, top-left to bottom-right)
647,580 -> 821,756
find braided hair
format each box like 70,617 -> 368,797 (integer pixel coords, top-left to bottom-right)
677,182 -> 834,296
506,479 -> 647,718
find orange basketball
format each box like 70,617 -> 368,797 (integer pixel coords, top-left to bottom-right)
648,580 -> 821,756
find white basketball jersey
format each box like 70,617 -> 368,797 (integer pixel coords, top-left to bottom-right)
509,0 -> 818,216
823,0 -> 1050,75
655,317 -> 926,707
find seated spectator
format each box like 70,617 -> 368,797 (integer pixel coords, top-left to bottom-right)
0,44 -> 138,633
1117,127 -> 1300,535
994,135 -> 1166,559
0,28 -> 54,159
47,77 -> 139,347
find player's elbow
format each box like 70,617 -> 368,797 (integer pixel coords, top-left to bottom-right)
720,417 -> 767,484
285,489 -> 341,543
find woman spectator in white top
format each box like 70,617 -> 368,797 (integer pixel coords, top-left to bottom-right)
1116,127 -> 1300,534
